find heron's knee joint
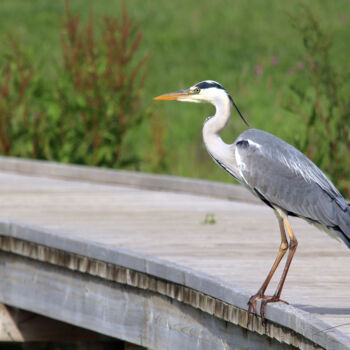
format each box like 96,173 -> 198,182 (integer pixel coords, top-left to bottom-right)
290,239 -> 298,249
280,242 -> 288,251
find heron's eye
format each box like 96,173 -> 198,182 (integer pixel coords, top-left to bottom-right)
193,87 -> 200,94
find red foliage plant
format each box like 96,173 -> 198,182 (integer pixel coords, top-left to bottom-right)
60,0 -> 149,166
0,39 -> 33,155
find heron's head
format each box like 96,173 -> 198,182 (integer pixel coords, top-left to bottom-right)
154,80 -> 228,104
154,80 -> 249,126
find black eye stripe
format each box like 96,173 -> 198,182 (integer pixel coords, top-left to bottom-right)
195,81 -> 224,90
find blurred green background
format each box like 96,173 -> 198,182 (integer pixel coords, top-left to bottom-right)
0,0 -> 349,196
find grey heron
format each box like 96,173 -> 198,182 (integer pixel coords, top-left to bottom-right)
154,80 -> 350,324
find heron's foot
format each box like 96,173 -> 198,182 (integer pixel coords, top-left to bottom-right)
260,295 -> 288,323
247,293 -> 266,326
247,293 -> 288,326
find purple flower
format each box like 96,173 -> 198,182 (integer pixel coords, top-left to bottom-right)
339,15 -> 348,22
271,56 -> 279,65
296,61 -> 304,71
254,64 -> 263,75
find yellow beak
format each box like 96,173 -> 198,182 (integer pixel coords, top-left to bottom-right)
153,89 -> 191,101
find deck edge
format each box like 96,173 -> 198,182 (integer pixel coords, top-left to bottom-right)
0,219 -> 349,350
0,156 -> 260,203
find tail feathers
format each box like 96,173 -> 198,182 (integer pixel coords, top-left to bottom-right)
335,207 -> 350,248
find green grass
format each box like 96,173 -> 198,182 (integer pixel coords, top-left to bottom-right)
0,0 -> 349,183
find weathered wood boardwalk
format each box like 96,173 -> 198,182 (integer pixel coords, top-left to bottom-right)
0,157 -> 349,349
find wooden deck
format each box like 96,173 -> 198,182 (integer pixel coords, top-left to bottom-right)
0,157 -> 349,349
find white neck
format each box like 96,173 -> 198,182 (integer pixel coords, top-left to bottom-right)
201,92 -> 242,181
202,93 -> 232,162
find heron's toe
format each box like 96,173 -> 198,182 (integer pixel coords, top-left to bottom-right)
247,293 -> 266,326
260,296 -> 289,323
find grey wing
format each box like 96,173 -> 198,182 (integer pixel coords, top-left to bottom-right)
235,129 -> 348,229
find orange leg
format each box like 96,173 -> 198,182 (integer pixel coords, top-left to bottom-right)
260,218 -> 298,320
247,213 -> 289,325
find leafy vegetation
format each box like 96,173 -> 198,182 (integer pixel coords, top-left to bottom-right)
286,6 -> 350,196
0,39 -> 34,155
57,1 -> 148,166
0,0 -> 349,196
0,1 -> 149,168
